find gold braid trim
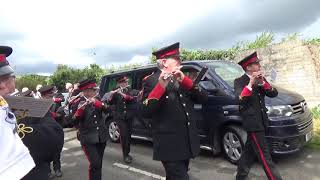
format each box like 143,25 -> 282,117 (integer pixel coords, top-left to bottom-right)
11,109 -> 32,139
143,98 -> 159,106
17,123 -> 33,139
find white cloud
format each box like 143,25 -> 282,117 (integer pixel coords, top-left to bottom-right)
302,17 -> 320,39
1,0 -> 320,74
128,55 -> 149,64
0,0 -> 219,66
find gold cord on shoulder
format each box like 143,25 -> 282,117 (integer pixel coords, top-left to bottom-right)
17,123 -> 33,139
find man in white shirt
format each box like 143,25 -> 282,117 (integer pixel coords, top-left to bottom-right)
0,46 -> 35,179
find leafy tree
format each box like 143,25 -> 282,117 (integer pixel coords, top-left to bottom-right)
16,74 -> 49,91
150,31 -> 275,63
49,64 -> 106,91
49,64 -> 83,91
305,38 -> 320,45
281,32 -> 300,42
244,31 -> 274,50
82,64 -> 106,84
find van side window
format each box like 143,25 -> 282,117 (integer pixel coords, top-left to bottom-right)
183,68 -> 210,82
107,75 -> 133,91
183,68 -> 199,82
183,68 -> 221,93
136,70 -> 156,90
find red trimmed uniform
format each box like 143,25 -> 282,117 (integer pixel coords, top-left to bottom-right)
142,70 -> 208,180
73,97 -> 110,180
102,87 -> 140,161
48,93 -> 65,176
234,74 -> 282,180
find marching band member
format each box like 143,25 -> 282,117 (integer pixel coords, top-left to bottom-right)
38,85 -> 65,178
0,46 -> 35,179
234,52 -> 282,180
73,79 -> 110,180
102,75 -> 140,164
142,42 -> 208,180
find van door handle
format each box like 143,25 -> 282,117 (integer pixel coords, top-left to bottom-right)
194,104 -> 202,110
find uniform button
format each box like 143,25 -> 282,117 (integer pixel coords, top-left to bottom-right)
187,122 -> 190,125
186,112 -> 189,116
124,111 -> 127,113
96,127 -> 99,130
166,96 -> 169,99
180,94 -> 183,97
183,103 -> 186,107
93,115 -> 96,118
95,121 -> 97,124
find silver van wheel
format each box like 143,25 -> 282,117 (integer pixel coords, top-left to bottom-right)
223,132 -> 242,161
222,126 -> 246,164
108,121 -> 120,142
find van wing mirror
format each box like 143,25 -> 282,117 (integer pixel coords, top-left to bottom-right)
199,81 -> 215,91
199,81 -> 227,96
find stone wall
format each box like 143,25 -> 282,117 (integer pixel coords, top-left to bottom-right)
235,40 -> 320,107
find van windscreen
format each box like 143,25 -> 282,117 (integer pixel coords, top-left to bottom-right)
206,61 -> 244,89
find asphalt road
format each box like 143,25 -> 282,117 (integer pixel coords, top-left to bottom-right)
57,131 -> 320,180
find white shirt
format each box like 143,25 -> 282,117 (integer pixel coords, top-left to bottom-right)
0,96 -> 35,179
245,73 -> 253,91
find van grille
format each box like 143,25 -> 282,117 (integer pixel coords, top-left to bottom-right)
297,119 -> 313,133
271,138 -> 300,152
291,101 -> 307,115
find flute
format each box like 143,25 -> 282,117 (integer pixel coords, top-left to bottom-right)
114,85 -> 130,93
68,92 -> 83,104
162,66 -> 183,80
64,92 -> 83,111
77,93 -> 99,109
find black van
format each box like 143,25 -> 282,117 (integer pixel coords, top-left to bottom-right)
99,60 -> 313,163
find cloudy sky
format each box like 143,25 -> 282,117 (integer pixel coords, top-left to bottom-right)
1,0 -> 320,75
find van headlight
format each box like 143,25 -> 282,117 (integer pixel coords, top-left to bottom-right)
266,105 -> 293,117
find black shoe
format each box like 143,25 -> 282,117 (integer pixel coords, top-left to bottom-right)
55,169 -> 62,177
124,155 -> 133,164
48,172 -> 55,179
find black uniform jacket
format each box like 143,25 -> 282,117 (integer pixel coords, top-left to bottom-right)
105,87 -> 140,121
51,93 -> 65,112
18,112 -> 64,165
234,74 -> 278,132
142,70 -> 208,161
73,97 -> 109,145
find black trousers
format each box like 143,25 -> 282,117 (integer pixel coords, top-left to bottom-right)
117,118 -> 132,157
236,131 -> 282,180
82,142 -> 106,180
21,162 -> 50,180
53,151 -> 61,171
162,160 -> 190,180
50,137 -> 63,172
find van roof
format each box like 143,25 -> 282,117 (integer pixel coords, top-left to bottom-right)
102,60 -> 230,77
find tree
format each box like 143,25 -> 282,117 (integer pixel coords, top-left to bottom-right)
16,74 -> 49,91
49,64 -> 83,91
82,64 -> 106,84
49,64 -> 106,91
149,31 -> 275,63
